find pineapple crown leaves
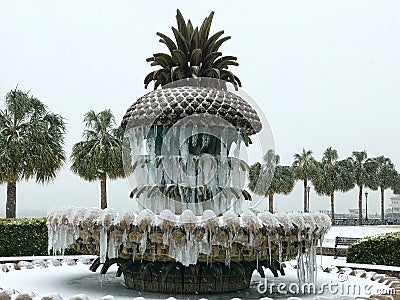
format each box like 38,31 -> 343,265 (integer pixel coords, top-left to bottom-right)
144,9 -> 241,90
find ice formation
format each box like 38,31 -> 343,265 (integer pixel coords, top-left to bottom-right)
47,207 -> 331,276
126,125 -> 248,216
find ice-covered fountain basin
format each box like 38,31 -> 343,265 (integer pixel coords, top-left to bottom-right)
47,208 -> 331,267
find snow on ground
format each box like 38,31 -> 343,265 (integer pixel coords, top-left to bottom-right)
1,225 -> 399,300
1,256 -> 398,300
322,225 -> 400,248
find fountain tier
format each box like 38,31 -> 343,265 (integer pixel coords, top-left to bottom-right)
47,207 -> 331,293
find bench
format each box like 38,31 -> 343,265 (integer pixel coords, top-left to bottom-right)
334,236 -> 361,259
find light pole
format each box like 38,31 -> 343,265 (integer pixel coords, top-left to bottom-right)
306,186 -> 311,212
365,191 -> 368,222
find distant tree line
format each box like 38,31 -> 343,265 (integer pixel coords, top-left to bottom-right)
248,148 -> 400,225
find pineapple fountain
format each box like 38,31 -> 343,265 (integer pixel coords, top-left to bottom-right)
47,10 -> 331,294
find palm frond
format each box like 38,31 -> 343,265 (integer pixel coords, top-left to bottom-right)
145,10 -> 241,89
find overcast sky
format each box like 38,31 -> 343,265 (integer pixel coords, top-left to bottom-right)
1,1 -> 400,217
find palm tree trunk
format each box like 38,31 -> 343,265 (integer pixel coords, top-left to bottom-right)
330,192 -> 335,225
303,180 -> 308,213
380,187 -> 385,224
6,181 -> 17,218
358,186 -> 363,225
100,177 -> 107,209
268,193 -> 274,213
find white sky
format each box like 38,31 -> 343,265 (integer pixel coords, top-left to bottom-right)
1,1 -> 400,216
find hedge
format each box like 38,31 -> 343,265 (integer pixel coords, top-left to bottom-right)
0,218 -> 78,257
346,231 -> 400,266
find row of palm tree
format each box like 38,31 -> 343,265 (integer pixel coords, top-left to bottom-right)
0,88 -> 124,218
249,148 -> 400,225
2,11 -> 400,221
2,90 -> 399,223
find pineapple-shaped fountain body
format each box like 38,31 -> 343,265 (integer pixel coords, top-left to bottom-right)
122,9 -> 261,217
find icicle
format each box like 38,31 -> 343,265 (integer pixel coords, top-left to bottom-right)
238,161 -> 246,190
225,249 -> 231,266
129,131 -> 136,161
187,155 -> 196,186
71,207 -> 86,239
137,127 -> 144,155
234,130 -> 241,157
139,231 -> 147,255
165,132 -> 171,152
267,235 -> 272,265
180,125 -> 189,182
218,128 -> 228,190
58,226 -> 67,255
305,243 -> 311,283
319,236 -> 323,266
247,232 -> 253,249
202,156 -> 212,185
231,159 -> 240,188
147,127 -> 156,177
65,227 -> 74,247
100,227 -> 107,263
192,124 -> 198,147
202,133 -> 209,149
170,156 -> 177,184
297,250 -> 305,284
156,159 -> 163,185
220,128 -> 228,163
108,232 -> 116,259
47,225 -> 54,255
122,230 -> 128,247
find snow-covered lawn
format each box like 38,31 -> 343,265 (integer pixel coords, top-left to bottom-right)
322,225 -> 400,248
1,225 -> 399,300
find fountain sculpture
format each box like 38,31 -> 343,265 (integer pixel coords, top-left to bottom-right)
47,10 -> 331,294
47,80 -> 330,293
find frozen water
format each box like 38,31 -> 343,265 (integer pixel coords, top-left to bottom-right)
191,124 -> 198,147
47,207 -> 331,282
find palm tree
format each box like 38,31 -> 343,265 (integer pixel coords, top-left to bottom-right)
367,156 -> 398,223
249,150 -> 295,213
70,110 -> 125,209
144,9 -> 241,90
312,147 -> 354,224
392,173 -> 400,195
0,88 -> 66,218
350,150 -> 370,225
292,148 -> 317,212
